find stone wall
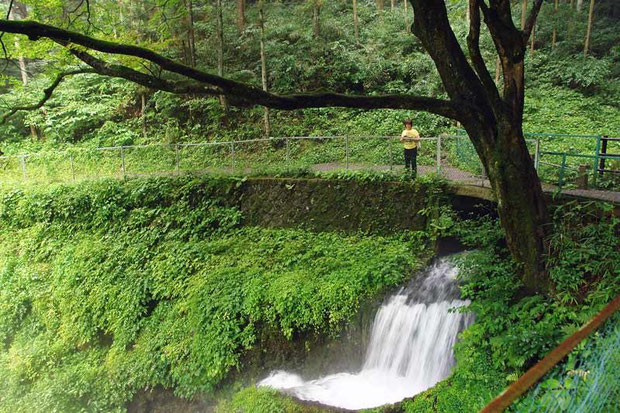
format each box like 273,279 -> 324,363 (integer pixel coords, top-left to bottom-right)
236,177 -> 435,233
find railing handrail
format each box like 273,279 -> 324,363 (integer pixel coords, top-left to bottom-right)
480,295 -> 620,413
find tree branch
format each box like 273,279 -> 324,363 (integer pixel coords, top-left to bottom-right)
522,0 -> 544,42
1,68 -> 94,123
0,19 -> 463,119
467,0 -> 502,105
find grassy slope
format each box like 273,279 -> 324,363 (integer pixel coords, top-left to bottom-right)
0,176 -> 426,412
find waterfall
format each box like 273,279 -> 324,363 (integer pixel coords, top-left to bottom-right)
258,258 -> 475,410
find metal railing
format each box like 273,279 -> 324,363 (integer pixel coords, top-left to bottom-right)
0,134 -> 617,194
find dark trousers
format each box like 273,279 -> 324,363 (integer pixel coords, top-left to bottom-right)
404,148 -> 417,174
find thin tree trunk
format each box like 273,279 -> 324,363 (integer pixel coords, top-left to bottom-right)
521,0 -> 527,29
353,0 -> 359,42
313,1 -> 320,38
391,0 -> 395,12
377,0 -> 384,12
584,0 -> 595,54
186,0 -> 196,67
552,0 -> 558,48
577,0 -> 584,12
216,0 -> 229,110
259,1 -> 271,139
404,0 -> 410,33
10,5 -> 38,139
237,0 -> 246,31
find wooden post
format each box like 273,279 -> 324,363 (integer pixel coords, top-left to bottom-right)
576,165 -> 589,189
599,136 -> 608,176
592,135 -> 601,184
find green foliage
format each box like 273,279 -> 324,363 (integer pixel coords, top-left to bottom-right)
0,176 -> 421,412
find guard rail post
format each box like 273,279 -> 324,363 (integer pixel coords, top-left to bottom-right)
174,144 -> 180,174
389,135 -> 393,171
70,154 -> 75,181
345,135 -> 349,171
436,135 -> 441,174
20,156 -> 27,180
558,153 -> 567,188
231,141 -> 235,170
592,135 -> 601,185
120,146 -> 126,178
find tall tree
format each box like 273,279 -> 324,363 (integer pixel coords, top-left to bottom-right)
8,1 -> 38,139
353,0 -> 359,42
258,0 -> 271,139
312,0 -> 322,38
186,0 -> 196,67
237,0 -> 246,31
0,0 -> 553,291
216,0 -> 228,110
552,0 -> 558,48
584,0 -> 595,54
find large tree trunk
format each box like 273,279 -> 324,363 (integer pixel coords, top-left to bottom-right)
411,0 -> 551,291
468,123 -> 551,292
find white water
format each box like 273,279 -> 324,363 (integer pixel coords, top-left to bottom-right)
258,259 -> 475,410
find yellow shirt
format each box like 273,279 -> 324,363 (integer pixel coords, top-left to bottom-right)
401,128 -> 420,149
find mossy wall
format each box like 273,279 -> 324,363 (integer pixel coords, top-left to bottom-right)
237,177 -> 431,233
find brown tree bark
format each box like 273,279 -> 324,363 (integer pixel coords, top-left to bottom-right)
237,0 -> 246,31
216,0 -> 229,110
186,0 -> 196,68
313,1 -> 321,38
377,0 -> 384,12
584,0 -> 595,55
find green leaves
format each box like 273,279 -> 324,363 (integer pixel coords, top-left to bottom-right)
0,176 -> 420,411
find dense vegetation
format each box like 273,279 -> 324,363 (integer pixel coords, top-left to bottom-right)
0,0 -> 618,411
1,1 -> 618,154
0,175 -> 427,412
217,200 -> 619,412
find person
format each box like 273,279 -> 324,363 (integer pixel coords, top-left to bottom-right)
400,119 -> 420,178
